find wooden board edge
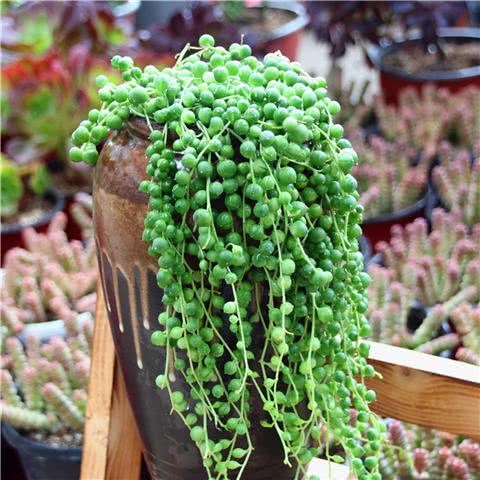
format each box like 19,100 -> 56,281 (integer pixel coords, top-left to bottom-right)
105,362 -> 143,479
80,287 -> 116,480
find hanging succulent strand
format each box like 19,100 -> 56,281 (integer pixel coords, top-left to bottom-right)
70,36 -> 383,479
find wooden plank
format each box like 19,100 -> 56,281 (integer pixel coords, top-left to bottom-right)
367,341 -> 480,439
81,287 -> 116,480
106,363 -> 142,479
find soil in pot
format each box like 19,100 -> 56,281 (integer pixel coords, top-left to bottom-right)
1,422 -> 82,480
383,41 -> 480,74
238,7 -> 296,34
370,28 -> 480,104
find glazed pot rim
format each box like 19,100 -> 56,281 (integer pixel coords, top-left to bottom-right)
1,189 -> 65,236
362,187 -> 430,225
369,27 -> 480,81
1,421 -> 82,454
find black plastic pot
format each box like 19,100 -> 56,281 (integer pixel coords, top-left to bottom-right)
1,422 -> 81,480
369,28 -> 480,104
362,188 -> 432,251
1,190 -> 65,264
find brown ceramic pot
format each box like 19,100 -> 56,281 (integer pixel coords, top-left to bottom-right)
93,119 -> 296,480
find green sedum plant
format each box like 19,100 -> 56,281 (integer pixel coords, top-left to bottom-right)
70,36 -> 383,479
0,154 -> 23,218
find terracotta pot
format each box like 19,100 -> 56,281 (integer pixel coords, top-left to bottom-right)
1,190 -> 65,264
369,28 -> 480,105
362,188 -> 433,251
252,4 -> 310,60
94,119 -> 296,480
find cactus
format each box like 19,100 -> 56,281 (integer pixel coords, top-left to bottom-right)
349,133 -> 427,218
376,209 -> 480,307
367,264 -> 465,353
433,143 -> 480,226
375,85 -> 480,163
0,202 -> 96,336
450,303 -> 480,365
381,420 -> 480,479
0,329 -> 92,445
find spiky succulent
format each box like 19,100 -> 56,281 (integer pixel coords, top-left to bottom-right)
381,420 -> 480,479
1,206 -> 97,337
0,328 -> 92,445
367,264 -> 468,354
450,303 -> 480,366
375,86 -> 480,163
376,209 -> 480,307
433,142 -> 480,227
348,132 -> 427,218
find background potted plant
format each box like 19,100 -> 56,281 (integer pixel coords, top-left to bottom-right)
1,331 -> 92,480
348,133 -> 430,247
0,153 -> 64,261
1,0 -> 133,240
432,143 -> 480,227
70,36 -> 384,479
368,209 -> 480,361
1,205 -> 97,336
306,1 -> 478,104
380,420 -> 480,478
135,1 -> 309,62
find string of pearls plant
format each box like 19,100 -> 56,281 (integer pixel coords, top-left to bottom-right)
70,36 -> 384,480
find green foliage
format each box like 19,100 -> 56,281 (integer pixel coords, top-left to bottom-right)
71,37 -> 383,480
28,164 -> 50,196
20,13 -> 53,55
0,155 -> 23,218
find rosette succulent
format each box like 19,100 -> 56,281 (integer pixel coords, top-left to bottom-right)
70,36 -> 384,479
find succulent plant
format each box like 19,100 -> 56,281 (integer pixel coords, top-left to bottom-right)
375,86 -> 480,164
69,192 -> 94,242
376,209 -> 480,307
0,328 -> 92,445
367,263 -> 466,354
433,142 -> 480,227
450,303 -> 480,366
0,153 -> 23,218
367,209 -> 480,360
349,133 -> 427,218
0,208 -> 97,336
69,36 -> 384,479
381,420 -> 480,479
